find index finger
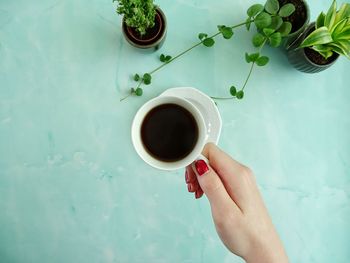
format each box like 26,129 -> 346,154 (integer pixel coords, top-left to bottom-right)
202,143 -> 259,212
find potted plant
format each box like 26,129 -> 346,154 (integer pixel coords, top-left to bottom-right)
115,0 -> 167,50
277,0 -> 310,48
120,0 -> 297,101
287,0 -> 350,73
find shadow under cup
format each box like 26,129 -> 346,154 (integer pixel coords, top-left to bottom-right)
132,96 -> 207,170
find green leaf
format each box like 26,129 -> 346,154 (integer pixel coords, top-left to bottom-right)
278,22 -> 292,36
247,4 -> 264,17
160,54 -> 166,62
133,74 -> 140,81
263,28 -> 275,36
335,3 -> 350,24
329,40 -> 350,58
269,16 -> 283,30
279,3 -> 296,17
135,88 -> 143,96
316,12 -> 326,29
332,19 -> 348,39
249,52 -> 260,62
165,55 -> 172,62
324,0 -> 337,29
254,12 -> 272,29
230,86 -> 237,96
335,26 -> 350,40
245,52 -> 252,63
246,17 -> 252,31
143,73 -> 152,85
252,33 -> 266,47
198,33 -> 208,40
236,90 -> 244,99
269,32 -> 282,47
218,25 -> 234,39
265,0 -> 279,15
256,56 -> 269,66
300,27 -> 333,47
203,37 -> 215,47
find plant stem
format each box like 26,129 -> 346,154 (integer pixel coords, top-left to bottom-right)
120,79 -> 143,101
242,62 -> 255,91
121,19 -> 253,101
148,20 -> 253,76
242,39 -> 267,91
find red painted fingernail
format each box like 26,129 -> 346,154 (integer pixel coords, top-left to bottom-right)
195,191 -> 200,199
195,159 -> 209,176
185,170 -> 189,183
187,184 -> 192,192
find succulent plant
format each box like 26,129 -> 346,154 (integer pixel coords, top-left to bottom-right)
300,0 -> 350,59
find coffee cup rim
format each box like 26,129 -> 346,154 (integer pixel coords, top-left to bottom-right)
131,95 -> 207,170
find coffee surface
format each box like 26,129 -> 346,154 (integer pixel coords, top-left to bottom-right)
141,103 -> 199,162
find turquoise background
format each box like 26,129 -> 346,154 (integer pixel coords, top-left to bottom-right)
1,0 -> 349,262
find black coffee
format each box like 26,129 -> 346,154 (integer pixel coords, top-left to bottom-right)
141,103 -> 199,162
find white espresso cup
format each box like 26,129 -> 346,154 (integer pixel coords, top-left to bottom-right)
131,95 -> 208,170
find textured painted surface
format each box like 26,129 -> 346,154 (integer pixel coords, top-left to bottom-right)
0,0 -> 349,262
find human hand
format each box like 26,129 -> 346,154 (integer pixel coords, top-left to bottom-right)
185,143 -> 288,263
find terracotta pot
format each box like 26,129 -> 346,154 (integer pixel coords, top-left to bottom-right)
122,8 -> 167,51
286,22 -> 339,73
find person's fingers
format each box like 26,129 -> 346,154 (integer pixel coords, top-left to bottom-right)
185,166 -> 197,183
202,143 -> 259,212
187,182 -> 200,193
195,188 -> 204,199
191,157 -> 241,215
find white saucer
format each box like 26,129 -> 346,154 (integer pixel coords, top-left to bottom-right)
160,87 -> 222,144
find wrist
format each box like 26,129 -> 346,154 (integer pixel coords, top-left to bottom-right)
243,243 -> 288,263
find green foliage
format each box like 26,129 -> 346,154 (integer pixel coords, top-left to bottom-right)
134,73 -> 140,81
265,0 -> 279,15
160,54 -> 172,62
218,25 -> 234,39
143,73 -> 152,85
230,86 -> 237,96
135,88 -> 143,96
300,0 -> 350,59
115,0 -> 157,36
279,4 -> 296,17
203,37 -> 215,47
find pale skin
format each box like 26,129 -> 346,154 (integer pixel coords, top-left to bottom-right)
185,143 -> 289,263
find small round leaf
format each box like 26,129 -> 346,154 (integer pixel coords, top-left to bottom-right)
247,4 -> 264,17
236,90 -> 244,99
245,17 -> 252,31
254,12 -> 272,29
198,33 -> 208,40
160,54 -> 166,62
278,22 -> 292,36
256,56 -> 269,66
265,0 -> 279,15
249,52 -> 260,62
135,88 -> 143,96
134,74 -> 140,81
269,16 -> 283,30
279,3 -> 296,17
263,28 -> 275,36
143,73 -> 152,85
203,38 -> 215,47
269,32 -> 282,47
230,86 -> 237,96
252,33 -> 265,47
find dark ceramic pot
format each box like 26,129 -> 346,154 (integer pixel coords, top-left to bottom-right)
279,0 -> 310,49
286,22 -> 339,73
122,8 -> 167,51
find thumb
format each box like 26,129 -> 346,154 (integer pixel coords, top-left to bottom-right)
191,155 -> 240,213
